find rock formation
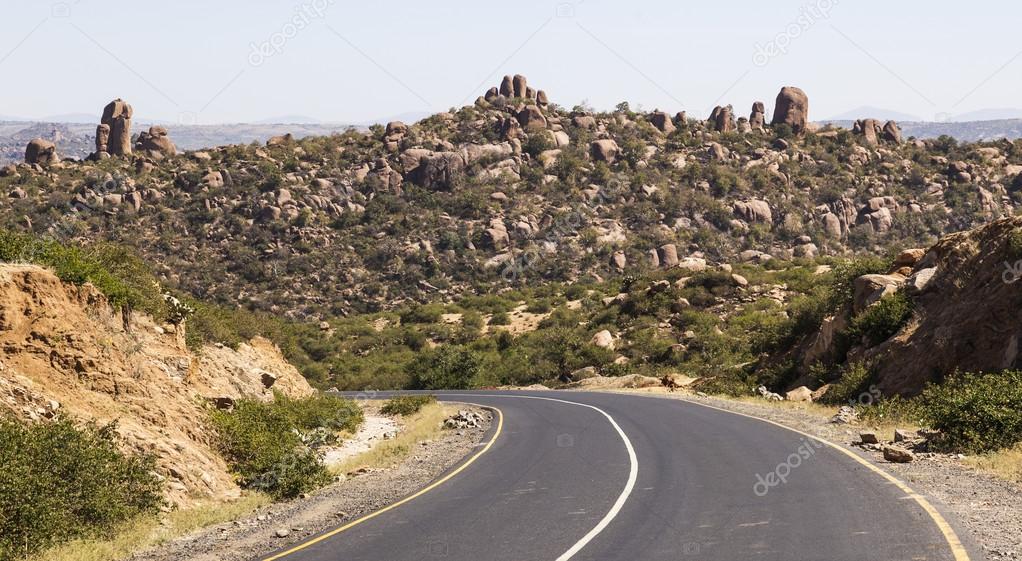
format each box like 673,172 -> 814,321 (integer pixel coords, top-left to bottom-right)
650,110 -> 675,134
854,118 -> 882,146
771,87 -> 809,134
24,138 -> 58,166
709,105 -> 736,133
590,139 -> 620,163
516,104 -> 547,131
512,74 -> 528,98
99,99 -> 133,157
750,101 -> 766,131
134,126 -> 177,159
733,199 -> 773,224
95,123 -> 110,155
499,75 -> 514,97
882,120 -> 903,144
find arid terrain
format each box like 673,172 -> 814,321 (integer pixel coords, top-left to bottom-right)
3,72 -> 1022,561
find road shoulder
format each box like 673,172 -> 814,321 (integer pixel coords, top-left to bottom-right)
128,404 -> 493,561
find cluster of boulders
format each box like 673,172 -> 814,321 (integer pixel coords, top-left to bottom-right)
853,118 -> 902,145
858,429 -> 924,463
135,125 -> 177,159
480,74 -> 548,107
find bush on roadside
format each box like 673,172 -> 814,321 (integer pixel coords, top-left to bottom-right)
209,393 -> 363,499
0,419 -> 164,560
819,361 -> 876,405
381,395 -> 437,416
920,370 -> 1022,453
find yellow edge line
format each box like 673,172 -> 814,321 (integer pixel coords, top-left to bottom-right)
260,405 -> 504,561
678,397 -> 971,561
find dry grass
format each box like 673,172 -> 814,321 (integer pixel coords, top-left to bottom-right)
29,493 -> 271,561
331,402 -> 453,475
964,443 -> 1022,482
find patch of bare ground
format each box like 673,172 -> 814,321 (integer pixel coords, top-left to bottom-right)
115,403 -> 490,561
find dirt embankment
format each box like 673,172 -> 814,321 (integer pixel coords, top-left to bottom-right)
0,264 -> 313,506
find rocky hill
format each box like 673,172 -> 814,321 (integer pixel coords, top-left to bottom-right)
0,264 -> 312,506
0,120 -> 359,166
3,77 -> 1021,325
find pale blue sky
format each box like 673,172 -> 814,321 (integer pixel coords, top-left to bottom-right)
1,0 -> 1020,124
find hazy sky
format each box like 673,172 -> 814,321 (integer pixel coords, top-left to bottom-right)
2,0 -> 1020,124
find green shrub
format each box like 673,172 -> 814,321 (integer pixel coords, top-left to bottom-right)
820,362 -> 876,405
381,395 -> 436,416
209,393 -> 362,499
921,370 -> 1022,453
697,375 -> 756,397
0,419 -> 164,560
846,292 -> 914,347
489,311 -> 511,325
400,303 -> 445,325
1007,228 -> 1022,260
856,396 -> 924,427
409,345 -> 482,389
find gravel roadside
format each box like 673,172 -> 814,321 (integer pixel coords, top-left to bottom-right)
661,392 -> 1021,561
128,405 -> 492,561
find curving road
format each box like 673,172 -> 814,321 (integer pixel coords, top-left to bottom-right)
259,390 -> 977,561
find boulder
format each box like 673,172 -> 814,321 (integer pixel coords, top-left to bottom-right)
512,74 -> 528,98
536,90 -> 549,106
572,114 -> 597,129
771,86 -> 809,134
854,119 -> 881,146
733,199 -> 772,224
407,151 -> 467,190
650,110 -> 675,134
852,274 -> 906,313
499,75 -> 514,97
749,101 -> 766,130
677,257 -> 707,272
591,329 -> 615,350
895,248 -> 926,268
24,139 -> 58,165
882,120 -> 903,144
590,139 -> 620,163
785,386 -> 814,402
905,267 -> 936,294
516,104 -> 547,131
95,123 -> 110,154
882,445 -> 915,463
657,244 -> 679,268
135,126 -> 177,159
611,251 -> 627,271
860,432 -> 880,445
757,385 -> 784,401
709,105 -> 735,133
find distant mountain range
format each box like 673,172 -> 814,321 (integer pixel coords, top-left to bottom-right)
826,106 -> 1022,124
826,106 -> 925,122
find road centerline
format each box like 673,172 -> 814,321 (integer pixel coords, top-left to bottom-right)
442,393 -> 639,561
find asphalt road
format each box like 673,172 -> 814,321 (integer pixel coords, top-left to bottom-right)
260,390 -> 977,561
